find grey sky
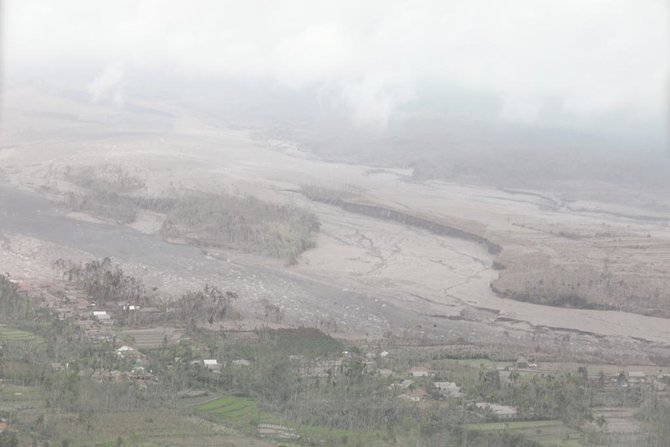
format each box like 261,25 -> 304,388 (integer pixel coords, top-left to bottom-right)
3,0 -> 669,139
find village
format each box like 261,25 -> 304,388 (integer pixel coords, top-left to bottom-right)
2,267 -> 668,445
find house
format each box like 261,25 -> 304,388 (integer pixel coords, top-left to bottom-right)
116,345 -> 143,360
516,357 -> 529,369
121,304 -> 141,311
434,381 -> 463,398
299,359 -> 342,378
409,367 -> 433,378
97,314 -> 112,324
131,366 -> 147,375
378,368 -> 394,378
389,379 -> 415,390
93,311 -> 113,324
117,345 -> 134,356
653,380 -> 667,391
380,351 -> 389,358
628,371 -> 646,384
203,359 -> 221,371
50,362 -> 66,371
232,359 -> 251,367
399,388 -> 427,402
475,402 -> 518,419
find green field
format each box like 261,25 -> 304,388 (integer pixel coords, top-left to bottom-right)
196,395 -> 390,446
43,408 -> 274,447
0,384 -> 43,401
268,327 -> 344,358
466,420 -> 564,431
0,384 -> 45,412
0,326 -> 43,343
465,420 -> 583,446
197,395 -> 282,431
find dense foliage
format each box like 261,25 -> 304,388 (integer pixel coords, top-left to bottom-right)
53,257 -> 146,304
161,193 -> 319,261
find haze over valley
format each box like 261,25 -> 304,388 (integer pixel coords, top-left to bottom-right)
1,1 -> 669,446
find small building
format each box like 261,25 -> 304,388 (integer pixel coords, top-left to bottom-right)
409,367 -> 433,378
116,345 -> 143,360
378,368 -> 394,378
389,379 -> 415,390
50,362 -> 66,371
399,388 -> 427,402
653,380 -> 667,391
299,359 -> 342,378
628,371 -> 646,384
232,359 -> 251,367
92,311 -> 113,324
121,304 -> 141,311
516,357 -> 529,369
475,402 -> 518,419
203,359 -> 221,371
434,381 -> 463,398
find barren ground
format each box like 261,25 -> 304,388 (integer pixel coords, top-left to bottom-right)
2,87 -> 670,359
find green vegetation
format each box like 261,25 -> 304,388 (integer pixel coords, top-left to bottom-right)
161,192 -> 319,261
2,267 -> 670,446
42,408 -> 258,447
62,165 -> 321,261
464,367 -> 592,426
491,255 -> 670,318
64,164 -> 146,223
66,189 -> 139,223
53,257 -> 146,304
0,327 -> 43,343
64,164 -> 146,194
269,327 -> 344,358
463,420 -> 580,447
197,395 -> 280,430
465,420 -> 564,432
174,284 -> 239,323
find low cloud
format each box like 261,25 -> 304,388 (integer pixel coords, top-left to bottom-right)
4,0 -> 668,137
332,74 -> 416,129
87,64 -> 125,106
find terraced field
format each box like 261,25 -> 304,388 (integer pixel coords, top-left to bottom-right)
269,327 -> 344,358
120,327 -> 183,349
50,408 -> 276,447
0,326 -> 44,343
197,395 -> 301,442
0,384 -> 45,412
197,395 -> 284,432
196,396 -> 390,446
465,420 -> 582,446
